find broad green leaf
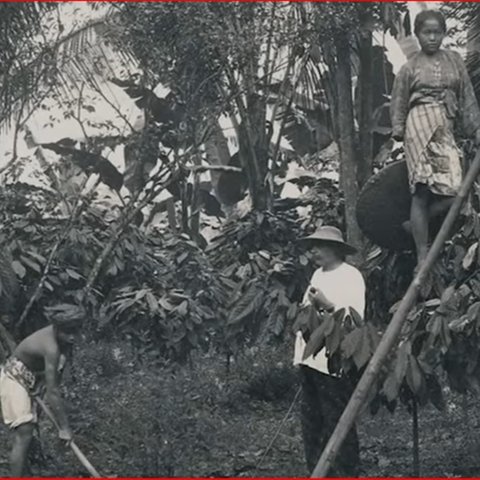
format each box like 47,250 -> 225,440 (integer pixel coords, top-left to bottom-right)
394,341 -> 409,385
177,252 -> 189,265
11,260 -> 26,279
115,298 -> 136,314
426,375 -> 445,411
145,292 -> 159,313
427,315 -> 442,336
349,308 -> 363,327
470,279 -> 480,299
352,327 -> 371,369
303,324 -> 327,360
333,308 -> 346,323
308,308 -> 324,334
383,370 -> 400,403
227,282 -> 264,326
134,289 -> 148,301
424,298 -> 441,308
176,300 -> 188,316
27,250 -> 46,264
66,268 -> 82,280
277,289 -> 290,308
341,328 -> 362,359
440,285 -> 456,304
272,312 -> 285,337
457,284 -> 471,301
463,242 -> 478,270
107,262 -> 118,276
20,255 -> 41,273
171,326 -> 187,343
286,303 -> 298,321
323,313 -> 336,337
440,317 -> 452,353
159,297 -> 175,312
292,305 -> 316,334
325,320 -> 342,355
436,285 -> 457,316
449,314 -> 471,333
406,355 -> 423,395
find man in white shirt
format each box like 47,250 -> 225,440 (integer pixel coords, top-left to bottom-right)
293,226 -> 366,477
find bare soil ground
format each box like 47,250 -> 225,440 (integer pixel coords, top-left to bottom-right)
0,338 -> 479,477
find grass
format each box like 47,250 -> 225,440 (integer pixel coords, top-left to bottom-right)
0,337 -> 479,477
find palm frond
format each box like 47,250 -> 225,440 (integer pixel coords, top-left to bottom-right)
443,3 -> 480,99
0,4 -> 55,124
0,10 -> 140,135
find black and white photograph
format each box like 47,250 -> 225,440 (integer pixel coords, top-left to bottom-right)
0,1 -> 480,477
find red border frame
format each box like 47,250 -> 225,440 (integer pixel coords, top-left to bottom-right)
0,0 -> 474,478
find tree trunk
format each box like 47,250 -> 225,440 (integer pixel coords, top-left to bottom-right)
166,199 -> 178,232
204,120 -> 232,192
244,93 -> 270,212
335,33 -> 363,257
357,29 -> 374,188
189,153 -> 201,241
466,14 -> 480,104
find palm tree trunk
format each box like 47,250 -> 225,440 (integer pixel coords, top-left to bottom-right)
189,152 -> 202,241
358,29 -> 373,188
335,33 -> 363,256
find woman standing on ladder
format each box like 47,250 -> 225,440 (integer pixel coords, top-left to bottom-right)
391,10 -> 480,272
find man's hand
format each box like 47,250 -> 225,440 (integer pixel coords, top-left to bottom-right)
31,383 -> 46,398
308,287 -> 334,312
58,427 -> 73,444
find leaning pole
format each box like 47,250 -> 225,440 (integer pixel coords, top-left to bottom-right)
312,148 -> 480,477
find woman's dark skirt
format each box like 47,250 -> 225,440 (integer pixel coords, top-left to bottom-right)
300,365 -> 359,477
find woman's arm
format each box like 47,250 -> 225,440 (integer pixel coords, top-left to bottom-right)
390,64 -> 412,141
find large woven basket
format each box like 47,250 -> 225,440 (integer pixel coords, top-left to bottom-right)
356,161 -> 412,251
356,160 -> 448,251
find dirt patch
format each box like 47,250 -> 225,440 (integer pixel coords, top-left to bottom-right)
0,339 -> 479,477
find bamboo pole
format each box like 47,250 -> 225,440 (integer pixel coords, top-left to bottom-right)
35,397 -> 101,478
5,343 -> 104,476
312,148 -> 480,477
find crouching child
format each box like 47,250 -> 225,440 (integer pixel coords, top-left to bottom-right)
0,303 -> 85,476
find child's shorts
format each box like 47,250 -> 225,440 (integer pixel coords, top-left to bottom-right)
0,365 -> 37,429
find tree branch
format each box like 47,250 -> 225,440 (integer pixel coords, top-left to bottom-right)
185,165 -> 242,173
16,175 -> 100,330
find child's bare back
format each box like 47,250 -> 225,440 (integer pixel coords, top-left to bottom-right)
14,326 -> 60,376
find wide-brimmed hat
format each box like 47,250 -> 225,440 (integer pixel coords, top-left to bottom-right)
299,226 -> 357,255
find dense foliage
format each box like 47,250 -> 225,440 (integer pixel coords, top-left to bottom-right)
4,5 -> 480,450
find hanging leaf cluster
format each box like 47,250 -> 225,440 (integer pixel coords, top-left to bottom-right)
360,145 -> 480,412
206,209 -> 311,353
